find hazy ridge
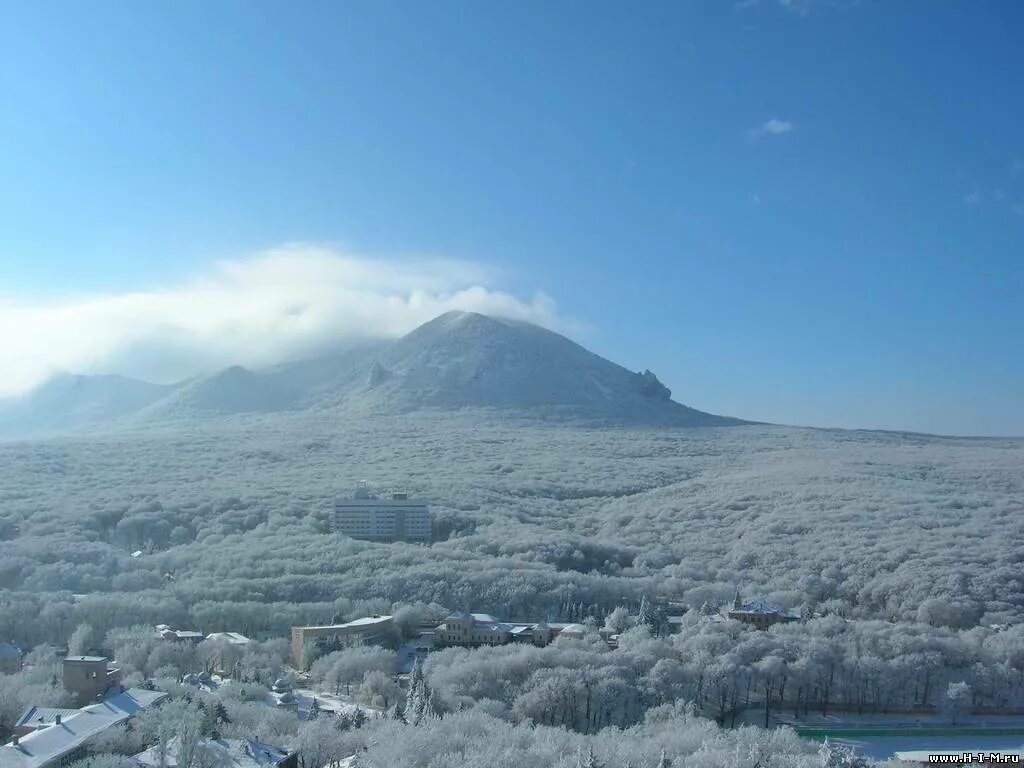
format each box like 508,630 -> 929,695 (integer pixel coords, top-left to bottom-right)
0,311 -> 741,440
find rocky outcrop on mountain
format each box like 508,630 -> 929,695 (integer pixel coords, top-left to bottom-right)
637,370 -> 671,401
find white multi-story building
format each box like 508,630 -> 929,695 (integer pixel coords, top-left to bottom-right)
332,484 -> 431,543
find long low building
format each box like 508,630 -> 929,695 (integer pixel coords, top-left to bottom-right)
0,688 -> 167,768
291,615 -> 394,668
434,611 -> 586,648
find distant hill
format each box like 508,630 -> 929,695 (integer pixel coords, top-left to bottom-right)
0,312 -> 743,439
135,344 -> 383,421
0,373 -> 179,439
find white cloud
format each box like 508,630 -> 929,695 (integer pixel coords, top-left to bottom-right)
964,189 -> 982,205
747,118 -> 795,140
776,0 -> 813,14
760,118 -> 794,135
0,245 -> 577,399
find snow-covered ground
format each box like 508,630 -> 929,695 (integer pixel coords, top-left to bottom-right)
829,735 -> 1024,761
290,687 -> 380,719
768,711 -> 1024,729
743,710 -> 1024,761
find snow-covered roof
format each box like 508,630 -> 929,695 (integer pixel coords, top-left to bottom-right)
133,737 -> 293,768
0,688 -> 167,768
558,623 -> 587,635
336,498 -> 427,508
304,615 -> 392,632
158,628 -> 204,641
206,632 -> 251,644
0,643 -> 20,657
469,613 -> 499,624
13,708 -> 79,731
733,599 -> 788,615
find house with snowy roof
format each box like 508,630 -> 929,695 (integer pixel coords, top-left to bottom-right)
201,632 -> 251,672
726,591 -> 800,630
0,688 -> 167,768
155,625 -> 205,644
132,737 -> 297,768
11,708 -> 80,739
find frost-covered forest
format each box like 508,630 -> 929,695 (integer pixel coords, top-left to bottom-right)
2,410 -> 1023,765
2,413 -> 1021,638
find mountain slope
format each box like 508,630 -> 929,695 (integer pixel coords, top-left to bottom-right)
137,343 -> 384,421
0,312 -> 744,438
0,373 -> 179,439
338,311 -> 740,424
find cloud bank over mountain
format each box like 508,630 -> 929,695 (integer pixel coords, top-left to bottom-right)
0,246 -> 575,398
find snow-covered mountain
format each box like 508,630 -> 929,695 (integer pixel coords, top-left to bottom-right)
0,312 -> 743,439
135,344 -> 383,421
0,373 -> 179,439
333,311 -> 738,423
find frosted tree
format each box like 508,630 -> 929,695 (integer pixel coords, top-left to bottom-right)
603,606 -> 630,634
756,655 -> 787,727
817,739 -> 867,768
654,749 -> 672,768
295,717 -> 347,768
575,746 -> 603,768
648,602 -> 669,637
635,595 -> 653,630
360,669 -> 399,710
311,647 -> 395,697
943,681 -> 972,725
135,700 -> 205,768
67,623 -> 97,655
407,659 -> 431,725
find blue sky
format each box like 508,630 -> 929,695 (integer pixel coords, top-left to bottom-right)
0,0 -> 1021,435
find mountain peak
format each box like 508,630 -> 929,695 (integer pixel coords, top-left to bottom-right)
0,312 -> 744,438
344,312 -> 738,425
407,309 -> 519,338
